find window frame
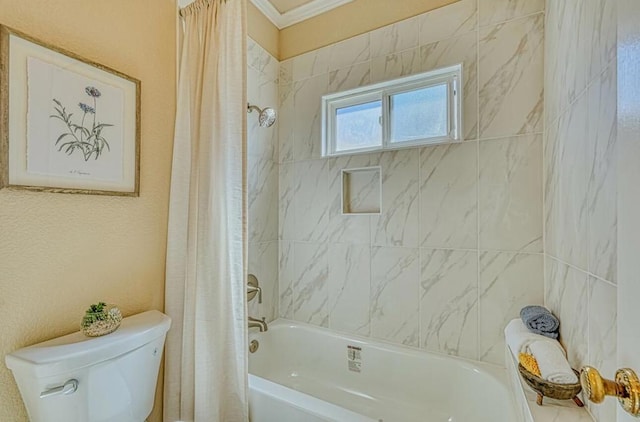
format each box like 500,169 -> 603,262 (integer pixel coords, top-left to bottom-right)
322,64 -> 463,157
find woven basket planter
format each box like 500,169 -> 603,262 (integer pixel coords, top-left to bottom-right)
81,303 -> 123,337
518,363 -> 584,407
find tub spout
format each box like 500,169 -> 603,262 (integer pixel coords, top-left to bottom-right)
248,316 -> 268,332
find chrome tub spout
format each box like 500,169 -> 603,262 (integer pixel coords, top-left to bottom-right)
248,316 -> 268,332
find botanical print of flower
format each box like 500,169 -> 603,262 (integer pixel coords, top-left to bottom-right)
50,86 -> 114,162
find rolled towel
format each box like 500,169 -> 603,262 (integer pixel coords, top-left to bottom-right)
520,305 -> 560,339
529,340 -> 578,384
505,319 -> 566,360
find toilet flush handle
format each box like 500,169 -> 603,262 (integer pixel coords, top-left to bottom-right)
39,379 -> 78,399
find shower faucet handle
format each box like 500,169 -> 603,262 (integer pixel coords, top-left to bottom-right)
247,274 -> 262,303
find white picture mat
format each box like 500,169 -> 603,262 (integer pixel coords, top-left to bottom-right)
8,34 -> 137,192
27,57 -> 125,182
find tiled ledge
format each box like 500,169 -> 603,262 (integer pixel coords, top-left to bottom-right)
505,347 -> 593,422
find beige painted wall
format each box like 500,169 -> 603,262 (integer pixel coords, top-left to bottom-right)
0,1 -> 176,421
279,0 -> 459,59
249,2 -> 280,58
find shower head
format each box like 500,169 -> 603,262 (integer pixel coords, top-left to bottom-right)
247,103 -> 277,128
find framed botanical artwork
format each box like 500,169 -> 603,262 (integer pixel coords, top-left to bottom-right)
0,25 -> 140,196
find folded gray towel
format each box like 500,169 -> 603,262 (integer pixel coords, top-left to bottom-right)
520,305 -> 559,339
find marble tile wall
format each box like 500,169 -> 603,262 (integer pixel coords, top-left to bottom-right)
544,1 -> 617,421
278,0 -> 545,365
248,38 -> 279,322
247,4 -> 618,420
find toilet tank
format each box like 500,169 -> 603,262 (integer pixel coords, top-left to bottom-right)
5,310 -> 171,422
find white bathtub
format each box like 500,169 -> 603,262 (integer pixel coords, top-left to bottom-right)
248,320 -> 517,422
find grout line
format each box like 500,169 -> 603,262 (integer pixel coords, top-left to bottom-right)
541,2 -> 548,313
418,144 -> 422,349
477,10 -> 545,30
476,0 -> 481,361
477,132 -> 544,143
368,219 -> 373,338
547,255 -> 617,288
546,58 -> 614,135
286,239 -> 545,254
416,6 -> 424,347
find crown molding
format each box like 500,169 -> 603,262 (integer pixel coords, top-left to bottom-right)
250,0 -> 354,29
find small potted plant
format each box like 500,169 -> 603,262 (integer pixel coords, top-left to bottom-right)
81,302 -> 123,337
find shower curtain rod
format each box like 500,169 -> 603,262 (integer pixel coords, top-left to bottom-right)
179,0 -> 229,17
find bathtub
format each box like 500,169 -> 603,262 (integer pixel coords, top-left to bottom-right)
248,320 -> 517,422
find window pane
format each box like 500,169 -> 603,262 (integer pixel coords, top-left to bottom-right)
390,84 -> 448,143
335,100 -> 382,152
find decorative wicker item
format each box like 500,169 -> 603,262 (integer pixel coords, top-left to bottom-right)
518,363 -> 584,407
81,302 -> 122,337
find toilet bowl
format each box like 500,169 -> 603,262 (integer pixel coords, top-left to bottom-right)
5,310 -> 171,422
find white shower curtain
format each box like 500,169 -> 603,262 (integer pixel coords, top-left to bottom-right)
164,0 -> 248,421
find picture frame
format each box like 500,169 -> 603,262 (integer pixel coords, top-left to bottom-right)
0,25 -> 140,196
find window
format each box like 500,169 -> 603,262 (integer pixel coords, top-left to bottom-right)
322,64 -> 462,156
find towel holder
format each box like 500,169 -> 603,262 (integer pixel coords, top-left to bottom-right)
519,364 -> 583,407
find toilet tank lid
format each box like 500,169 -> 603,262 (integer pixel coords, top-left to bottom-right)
5,310 -> 171,378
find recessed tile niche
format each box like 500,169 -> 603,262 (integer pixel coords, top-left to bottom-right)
341,167 -> 382,215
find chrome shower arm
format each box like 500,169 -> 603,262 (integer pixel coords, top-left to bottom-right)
247,103 -> 262,114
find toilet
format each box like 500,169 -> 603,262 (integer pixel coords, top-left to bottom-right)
5,310 -> 171,422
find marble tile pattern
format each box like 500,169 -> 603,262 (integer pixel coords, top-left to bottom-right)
370,17 -> 419,59
278,83 -> 294,163
479,0 -> 544,27
248,156 -> 278,243
252,6 -> 619,421
293,74 -> 328,160
328,33 -> 370,72
327,153 -> 379,245
370,246 -> 420,346
420,249 -> 478,359
479,252 -> 544,364
587,64 -> 617,283
247,46 -> 279,243
544,258 -> 589,371
419,0 -> 477,45
420,142 -> 477,250
479,13 -> 544,139
248,241 -> 279,321
278,241 -> 294,319
247,39 -> 280,324
328,244 -> 371,335
479,135 -> 542,252
370,48 -> 421,84
275,1 -> 548,364
292,47 -> 329,82
328,61 -> 371,94
545,0 -> 589,127
587,277 -> 617,422
420,32 -> 479,141
293,242 -> 329,327
585,0 -> 616,81
293,159 -> 329,242
546,92 -> 589,270
370,149 -> 420,248
278,162 -> 295,240
543,3 -> 618,421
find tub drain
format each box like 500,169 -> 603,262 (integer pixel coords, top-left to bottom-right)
249,340 -> 259,353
